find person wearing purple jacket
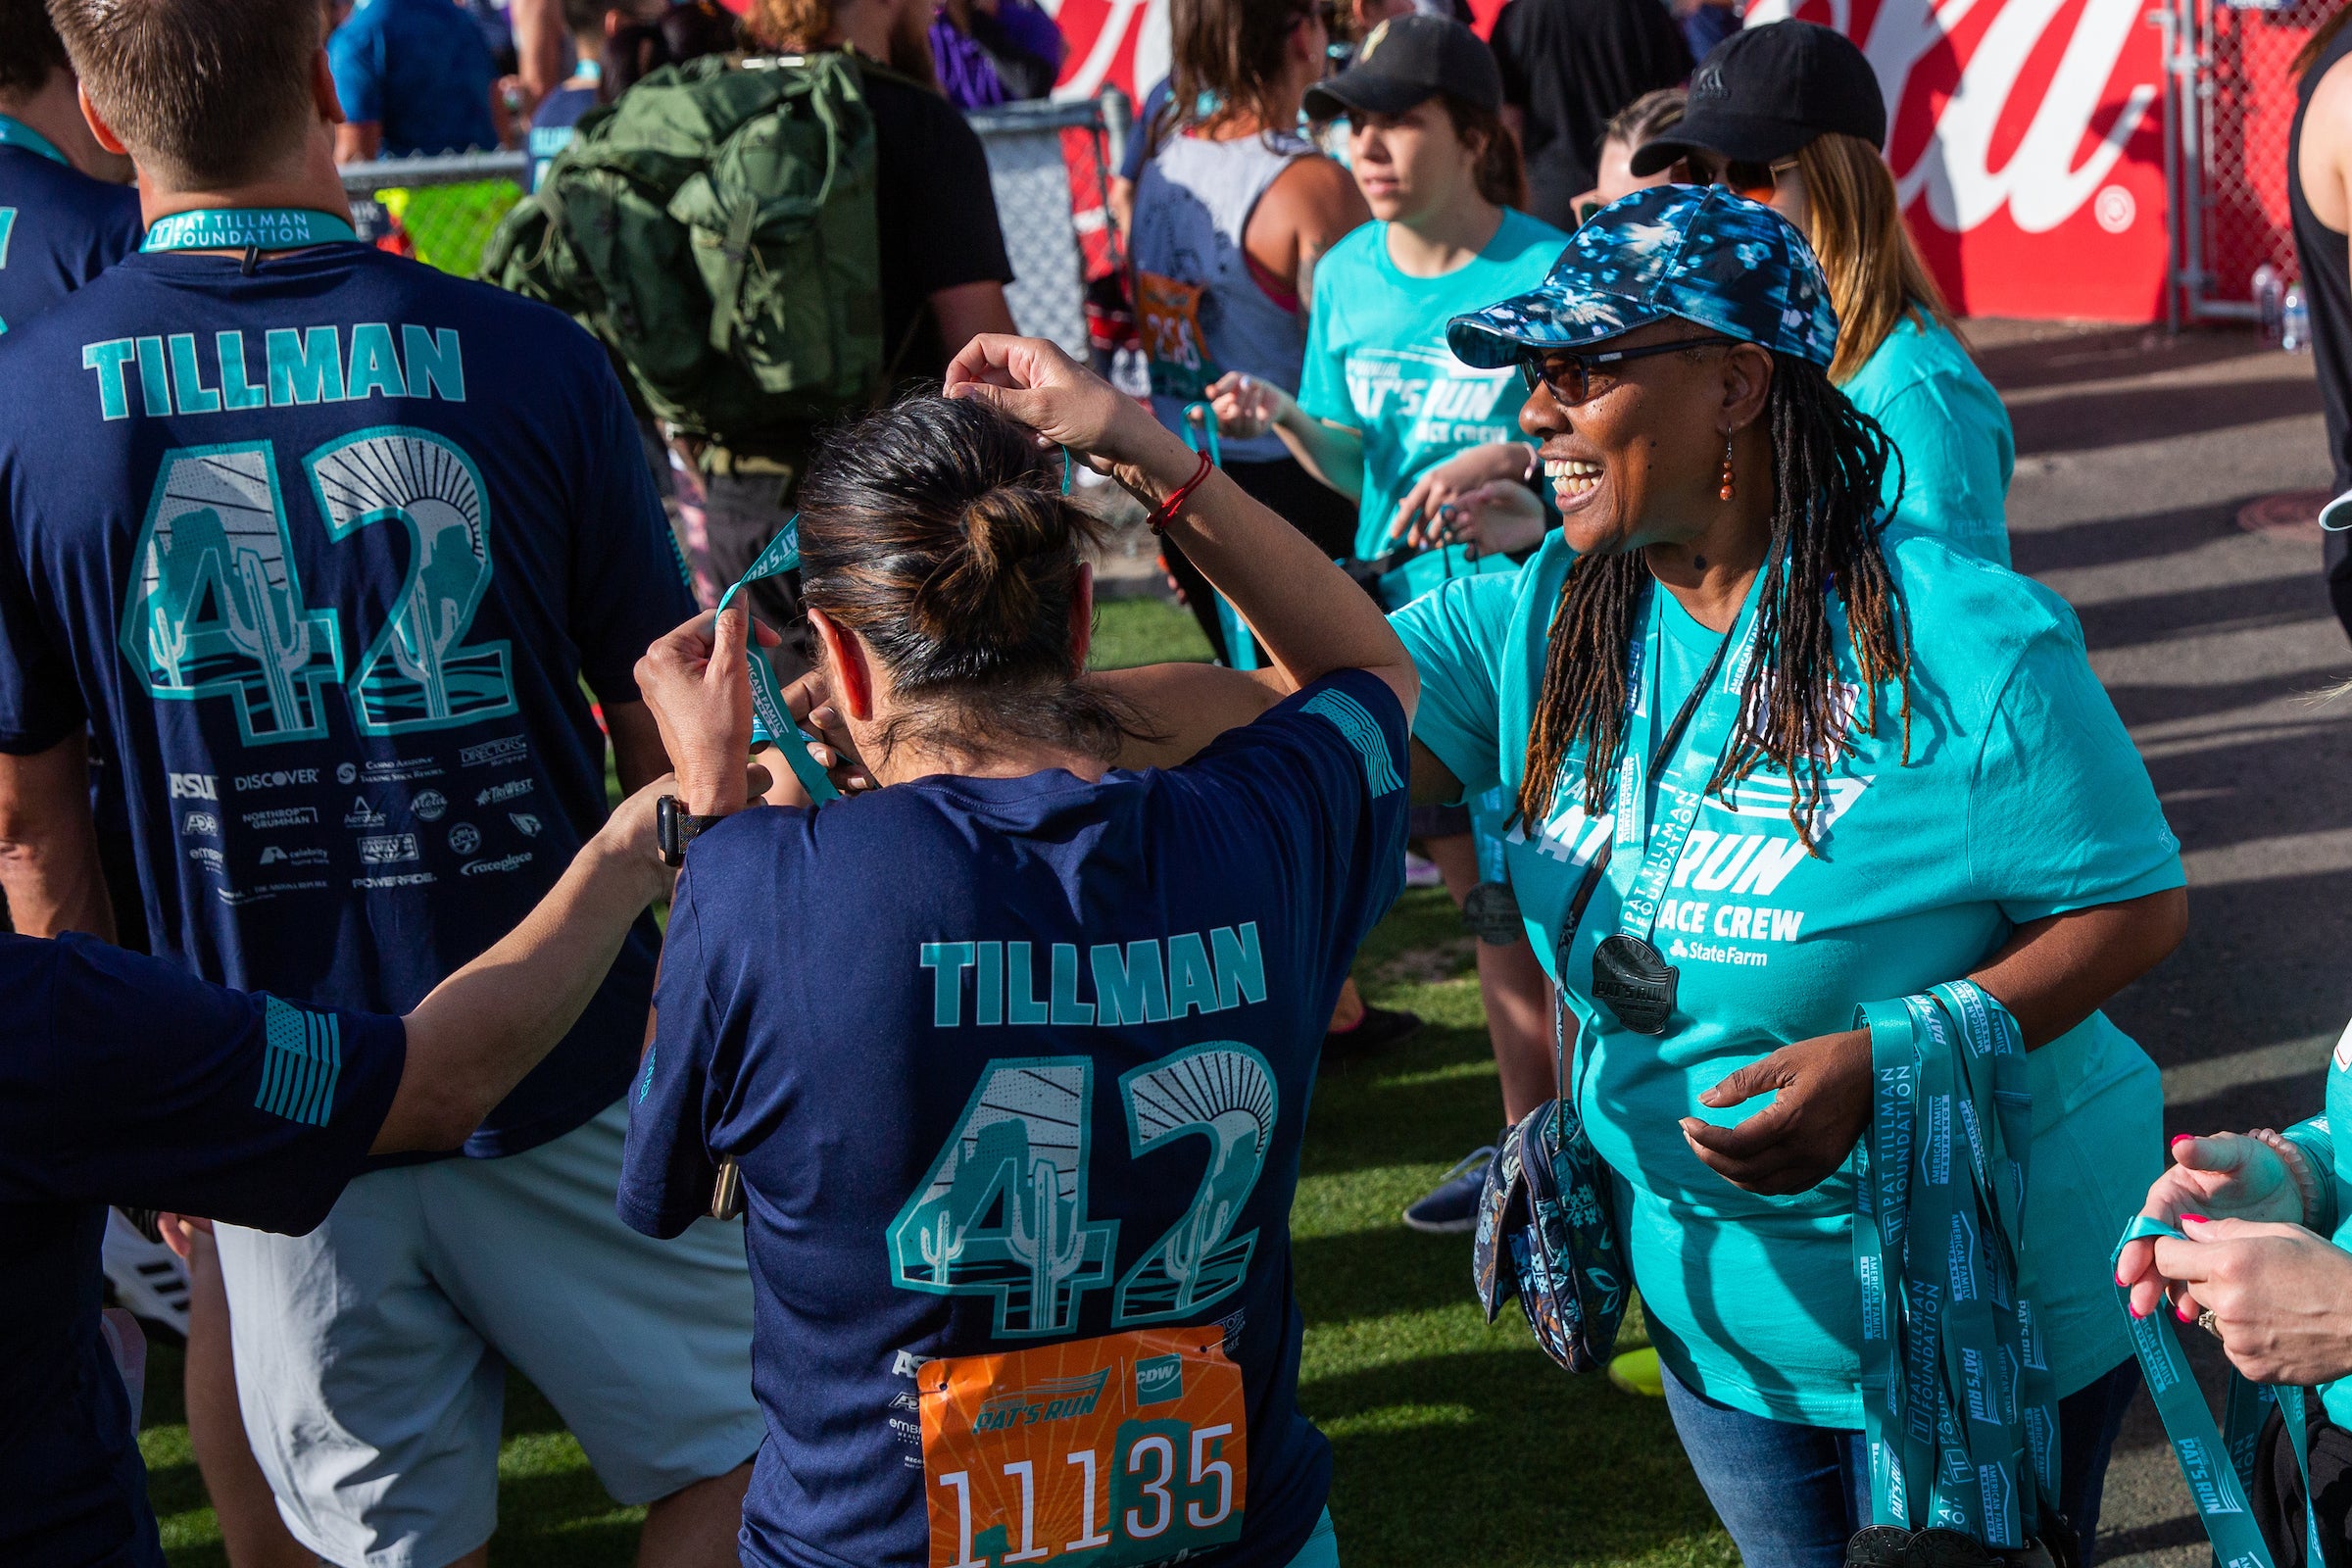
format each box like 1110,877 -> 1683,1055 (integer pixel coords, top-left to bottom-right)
930,0 -> 1065,108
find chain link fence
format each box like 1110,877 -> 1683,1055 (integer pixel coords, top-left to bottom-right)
340,149 -> 528,277
337,99 -> 1119,354
2168,0 -> 2327,321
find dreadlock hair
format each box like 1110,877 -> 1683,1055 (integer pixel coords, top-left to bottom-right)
1513,353 -> 1913,855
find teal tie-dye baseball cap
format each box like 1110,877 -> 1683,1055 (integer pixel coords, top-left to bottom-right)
1446,185 -> 1839,371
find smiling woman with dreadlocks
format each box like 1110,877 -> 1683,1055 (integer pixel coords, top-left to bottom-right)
1379,187 -> 2187,1566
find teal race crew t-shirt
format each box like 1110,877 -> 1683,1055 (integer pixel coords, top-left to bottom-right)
1297,209 -> 1567,604
1841,313 -> 2016,566
1393,530 -> 2182,1427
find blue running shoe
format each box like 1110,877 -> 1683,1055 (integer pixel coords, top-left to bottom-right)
1402,1141 -> 1501,1234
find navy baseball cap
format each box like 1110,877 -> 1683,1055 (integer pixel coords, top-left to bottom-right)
1446,184 -> 1839,370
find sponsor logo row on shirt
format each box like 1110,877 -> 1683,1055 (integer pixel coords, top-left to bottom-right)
169,736 -> 547,899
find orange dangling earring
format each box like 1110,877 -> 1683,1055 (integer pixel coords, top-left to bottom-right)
1718,435 -> 1736,502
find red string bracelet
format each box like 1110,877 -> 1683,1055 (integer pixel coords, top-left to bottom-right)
1145,449 -> 1215,535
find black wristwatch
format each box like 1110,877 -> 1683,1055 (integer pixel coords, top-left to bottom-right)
656,795 -> 727,866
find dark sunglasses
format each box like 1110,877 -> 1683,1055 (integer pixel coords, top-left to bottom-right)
1518,335 -> 1740,405
1692,153 -> 1801,203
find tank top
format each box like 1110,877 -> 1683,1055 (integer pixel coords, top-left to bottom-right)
1130,127 -> 1316,464
2290,20 -> 2352,491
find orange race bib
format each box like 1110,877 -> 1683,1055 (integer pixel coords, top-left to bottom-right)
918,1326 -> 1247,1568
1135,272 -> 1219,403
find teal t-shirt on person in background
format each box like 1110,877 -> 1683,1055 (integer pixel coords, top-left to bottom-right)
2282,1031 -> 2352,1430
1841,312 -> 2016,566
1297,208 -> 1568,605
1392,529 -> 2183,1428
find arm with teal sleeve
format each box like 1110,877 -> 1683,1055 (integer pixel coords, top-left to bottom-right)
2286,1114 -> 2340,1236
1389,572 -> 1516,807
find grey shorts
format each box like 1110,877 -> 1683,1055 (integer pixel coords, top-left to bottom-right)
216,1099 -> 761,1568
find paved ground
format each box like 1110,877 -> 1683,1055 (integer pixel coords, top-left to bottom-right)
1984,318 -> 2344,1565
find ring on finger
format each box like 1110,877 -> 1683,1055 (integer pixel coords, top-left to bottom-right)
2196,1308 -> 2222,1338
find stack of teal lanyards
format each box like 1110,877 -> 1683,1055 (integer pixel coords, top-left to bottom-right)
1852,980 -> 2059,1554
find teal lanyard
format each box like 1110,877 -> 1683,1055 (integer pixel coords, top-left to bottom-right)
1178,402 -> 1257,673
140,207 -> 358,253
2113,1218 -> 2323,1566
0,114 -> 69,167
1854,981 -> 2055,1548
721,519 -> 842,805
1599,576 -> 1763,950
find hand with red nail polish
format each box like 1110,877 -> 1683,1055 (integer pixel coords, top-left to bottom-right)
2146,1216 -> 2352,1386
2118,1131 -> 2308,1320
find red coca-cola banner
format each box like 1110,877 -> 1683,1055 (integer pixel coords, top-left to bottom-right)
1749,0 -> 2170,320
1050,0 -> 2173,322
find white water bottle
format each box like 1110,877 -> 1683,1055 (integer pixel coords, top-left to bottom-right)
2284,282 -> 2311,353
2255,264 -> 2285,341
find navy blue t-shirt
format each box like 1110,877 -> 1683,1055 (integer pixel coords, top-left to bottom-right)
619,670 -> 1411,1568
0,135 -> 141,335
528,81 -> 599,192
0,240 -> 694,1156
0,931 -> 404,1568
329,0 -> 500,157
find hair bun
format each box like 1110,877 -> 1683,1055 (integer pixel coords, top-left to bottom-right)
908,482 -> 1071,658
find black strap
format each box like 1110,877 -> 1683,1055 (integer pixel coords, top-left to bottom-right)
1548,612 -> 1740,1100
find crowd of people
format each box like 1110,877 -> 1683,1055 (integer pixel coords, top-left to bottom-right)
12,1 -> 2352,1568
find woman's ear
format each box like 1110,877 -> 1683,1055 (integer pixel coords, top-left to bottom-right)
808,607 -> 878,723
1721,342 -> 1774,435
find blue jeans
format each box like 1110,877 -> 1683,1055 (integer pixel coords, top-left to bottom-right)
1660,1358 -> 2142,1567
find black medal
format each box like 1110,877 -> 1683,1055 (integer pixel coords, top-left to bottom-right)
1590,933 -> 1678,1035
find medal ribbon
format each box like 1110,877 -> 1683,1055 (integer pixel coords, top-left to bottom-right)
1597,575 -> 1764,953
721,517 -> 842,805
140,207 -> 358,253
1178,402 -> 1256,673
1853,981 -> 2054,1548
2111,1220 -> 2323,1567
0,114 -> 70,167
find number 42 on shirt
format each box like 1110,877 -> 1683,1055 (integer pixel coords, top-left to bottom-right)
892,1050 -> 1273,1566
116,431 -> 516,747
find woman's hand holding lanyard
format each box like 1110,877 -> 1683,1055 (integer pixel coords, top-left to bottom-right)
1388,440 -> 1548,557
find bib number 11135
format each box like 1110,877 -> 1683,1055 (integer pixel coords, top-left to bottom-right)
919,1326 -> 1246,1568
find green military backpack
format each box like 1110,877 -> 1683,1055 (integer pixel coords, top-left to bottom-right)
484,51 -> 888,453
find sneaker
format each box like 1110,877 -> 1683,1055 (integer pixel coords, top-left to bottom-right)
101,1208 -> 191,1341
1402,1141 -> 1501,1234
1322,1004 -> 1422,1063
1403,851 -> 1444,888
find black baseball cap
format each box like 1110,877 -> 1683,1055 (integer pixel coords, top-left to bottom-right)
1302,14 -> 1503,121
1628,21 -> 1886,176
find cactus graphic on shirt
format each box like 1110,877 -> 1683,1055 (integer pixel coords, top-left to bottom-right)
1114,1046 -> 1275,1324
305,427 -> 514,734
886,1058 -> 1116,1337
119,444 -> 342,746
917,1210 -> 966,1287
1004,1154 -> 1092,1333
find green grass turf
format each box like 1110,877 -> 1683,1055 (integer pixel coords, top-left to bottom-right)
146,598 -> 1735,1565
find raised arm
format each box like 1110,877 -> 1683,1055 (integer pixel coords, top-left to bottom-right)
947,334 -> 1417,735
